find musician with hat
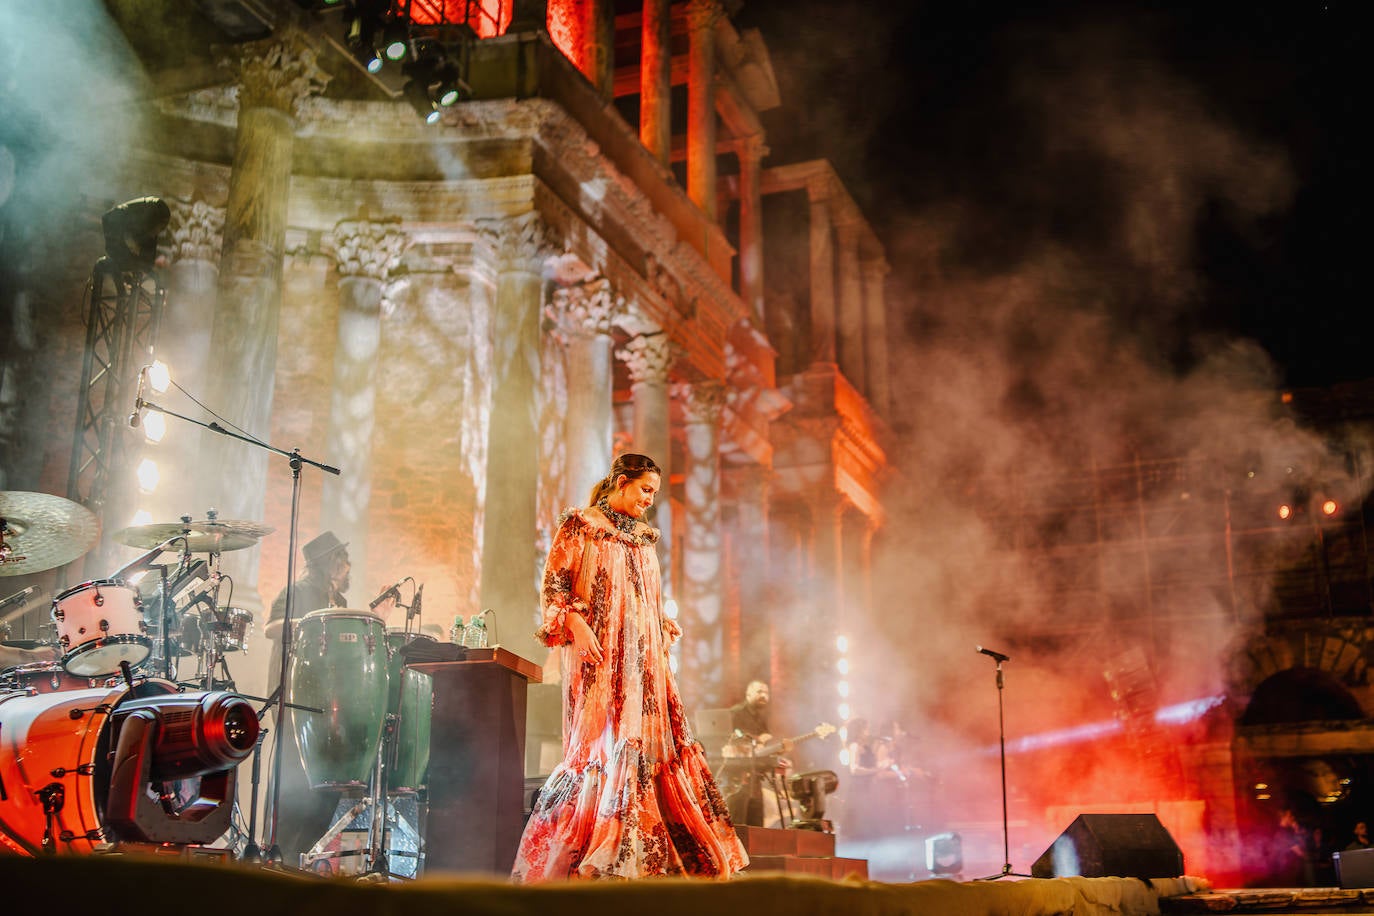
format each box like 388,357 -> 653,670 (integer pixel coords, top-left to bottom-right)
263,530 -> 349,868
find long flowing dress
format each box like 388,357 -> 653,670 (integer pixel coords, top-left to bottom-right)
511,507 -> 749,881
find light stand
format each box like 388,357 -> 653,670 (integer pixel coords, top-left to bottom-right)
975,645 -> 1031,881
132,395 -> 338,866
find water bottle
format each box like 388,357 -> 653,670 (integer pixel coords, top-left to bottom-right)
449,615 -> 465,645
463,612 -> 488,649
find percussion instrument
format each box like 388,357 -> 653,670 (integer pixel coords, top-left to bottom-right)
289,609 -> 389,792
0,660 -> 107,694
385,630 -> 433,795
0,491 -> 100,577
113,517 -> 272,554
51,579 -> 151,677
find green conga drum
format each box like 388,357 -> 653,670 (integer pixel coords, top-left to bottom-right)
289,609 -> 388,792
385,630 -> 433,795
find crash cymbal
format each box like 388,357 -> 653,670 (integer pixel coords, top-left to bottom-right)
113,518 -> 273,554
0,491 -> 101,576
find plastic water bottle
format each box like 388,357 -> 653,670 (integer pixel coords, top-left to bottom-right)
449,616 -> 465,645
463,613 -> 488,649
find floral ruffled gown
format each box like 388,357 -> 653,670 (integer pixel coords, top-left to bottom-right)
511,508 -> 748,881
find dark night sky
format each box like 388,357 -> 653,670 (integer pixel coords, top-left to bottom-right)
735,0 -> 1364,390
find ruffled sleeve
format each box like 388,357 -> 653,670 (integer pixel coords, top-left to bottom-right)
535,509 -> 590,647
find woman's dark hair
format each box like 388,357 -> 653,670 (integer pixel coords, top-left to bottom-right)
588,453 -> 662,506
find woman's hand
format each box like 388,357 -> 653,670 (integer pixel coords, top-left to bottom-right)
567,611 -> 603,664
662,617 -> 682,645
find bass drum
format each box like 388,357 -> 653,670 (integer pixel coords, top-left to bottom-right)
289,609 -> 389,792
0,679 -> 177,855
0,661 -> 108,695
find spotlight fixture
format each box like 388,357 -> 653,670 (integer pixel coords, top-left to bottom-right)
402,77 -> 441,124
101,197 -> 170,272
434,64 -> 470,107
381,18 -> 410,61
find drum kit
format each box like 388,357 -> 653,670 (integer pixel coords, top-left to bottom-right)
0,493 -> 263,856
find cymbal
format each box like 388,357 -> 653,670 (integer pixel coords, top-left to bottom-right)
114,518 -> 274,554
0,491 -> 101,577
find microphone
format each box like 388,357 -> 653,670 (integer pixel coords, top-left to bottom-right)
0,585 -> 41,611
368,580 -> 404,610
127,365 -> 148,428
407,583 -> 423,621
977,645 -> 1010,663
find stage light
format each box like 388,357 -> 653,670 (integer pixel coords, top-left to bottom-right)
101,197 -> 170,272
402,77 -> 441,124
382,19 -> 409,61
1278,503 -> 1293,520
837,680 -> 850,698
836,634 -> 848,653
136,458 -> 160,493
926,832 -> 963,876
836,658 -> 849,675
664,598 -> 678,619
434,64 -> 469,106
787,770 -> 838,831
142,411 -> 166,444
1322,498 -> 1339,516
838,702 -> 850,720
130,509 -> 154,527
148,360 -> 171,393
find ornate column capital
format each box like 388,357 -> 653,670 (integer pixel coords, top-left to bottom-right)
331,218 -> 409,280
674,379 -> 727,426
618,332 -> 678,385
166,196 -> 225,265
218,28 -> 330,117
476,212 -> 559,274
549,276 -> 622,338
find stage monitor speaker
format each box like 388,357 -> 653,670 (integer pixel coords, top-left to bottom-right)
1031,813 -> 1183,880
1334,847 -> 1374,888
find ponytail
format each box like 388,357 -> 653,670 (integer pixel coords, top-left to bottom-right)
586,453 -> 662,506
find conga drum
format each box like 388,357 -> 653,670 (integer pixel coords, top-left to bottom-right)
384,630 -> 433,795
288,609 -> 388,792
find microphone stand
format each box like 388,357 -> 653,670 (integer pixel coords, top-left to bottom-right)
976,647 -> 1031,880
136,397 -> 340,867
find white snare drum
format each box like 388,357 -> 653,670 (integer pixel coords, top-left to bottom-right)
52,579 -> 150,677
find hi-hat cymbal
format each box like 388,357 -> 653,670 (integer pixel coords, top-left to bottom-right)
114,518 -> 274,554
0,491 -> 101,577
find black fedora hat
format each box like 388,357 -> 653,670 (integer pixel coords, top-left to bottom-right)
302,531 -> 348,566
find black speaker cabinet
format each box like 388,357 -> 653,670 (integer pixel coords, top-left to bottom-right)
1031,813 -> 1183,879
1334,847 -> 1374,888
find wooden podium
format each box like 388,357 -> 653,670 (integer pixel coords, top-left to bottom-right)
411,647 -> 542,875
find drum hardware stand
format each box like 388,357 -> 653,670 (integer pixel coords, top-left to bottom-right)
131,395 -> 340,864
974,646 -> 1031,881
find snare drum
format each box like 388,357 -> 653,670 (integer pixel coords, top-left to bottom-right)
0,661 -> 103,694
288,609 -> 388,792
52,579 -> 150,677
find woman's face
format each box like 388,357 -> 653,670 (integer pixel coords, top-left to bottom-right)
615,471 -> 661,518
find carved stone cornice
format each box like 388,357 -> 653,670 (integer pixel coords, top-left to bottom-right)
216,27 -> 330,118
675,379 -> 727,426
166,196 -> 224,265
476,212 -> 559,274
550,276 -> 622,338
618,332 -> 678,386
331,218 -> 409,281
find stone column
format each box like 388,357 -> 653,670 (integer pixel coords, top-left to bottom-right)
726,463 -> 772,684
835,219 -> 866,395
862,256 -> 892,418
640,0 -> 673,167
810,487 -> 845,631
587,0 -> 615,101
618,331 -> 676,591
477,213 -> 554,664
686,0 -> 721,221
808,188 -> 836,365
319,218 -> 408,602
674,379 -> 726,708
550,276 -> 620,505
161,196 -> 224,518
205,30 -> 328,609
737,134 -> 768,324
